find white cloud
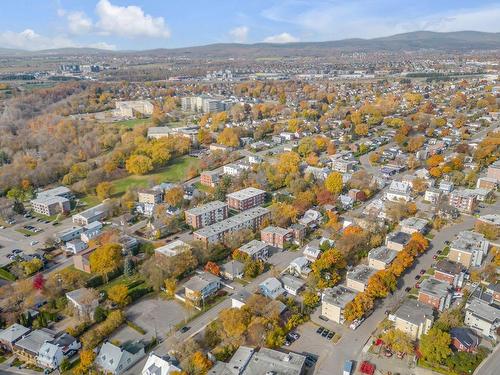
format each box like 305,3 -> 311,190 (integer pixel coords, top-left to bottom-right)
0,29 -> 77,50
95,0 -> 170,38
264,32 -> 299,43
229,26 -> 249,43
66,11 -> 93,34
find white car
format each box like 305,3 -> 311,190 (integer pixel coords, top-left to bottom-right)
30,240 -> 39,246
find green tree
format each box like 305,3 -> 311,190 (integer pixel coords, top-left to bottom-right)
420,327 -> 452,364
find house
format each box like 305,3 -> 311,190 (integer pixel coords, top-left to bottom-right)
304,166 -> 330,180
73,248 -> 94,273
449,189 -> 477,214
66,288 -> 99,320
476,214 -> 500,229
439,181 -> 454,194
208,345 -> 254,375
332,159 -> 357,173
226,187 -> 266,211
287,257 -> 311,278
185,201 -> 228,229
95,341 -> 146,375
424,188 -> 442,205
65,239 -> 88,254
280,274 -> 305,296
56,226 -> 84,243
434,259 -> 465,288
200,170 -> 221,188
52,332 -> 80,356
486,159 -> 500,181
0,323 -> 31,352
386,231 -> 411,252
184,272 -> 221,301
193,207 -> 270,245
37,342 -> 64,369
385,181 -> 411,202
339,195 -> 355,210
418,278 -> 453,312
220,260 -> 244,280
464,298 -> 500,338
138,188 -> 163,205
321,285 -> 358,324
298,209 -> 322,228
260,226 -> 293,249
303,243 -> 321,262
141,352 -> 181,375
238,240 -> 270,260
450,328 -> 480,352
449,231 -> 489,268
13,328 -> 56,365
155,240 -> 191,258
259,277 -> 285,300
346,265 -> 377,292
231,290 -> 252,309
476,177 -> 498,190
72,202 -> 108,226
80,221 -> 102,243
368,246 -> 397,270
391,299 -> 434,340
348,188 -> 366,202
399,217 -> 428,234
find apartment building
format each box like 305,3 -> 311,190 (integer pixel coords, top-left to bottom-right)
72,203 -> 108,226
184,272 -> 222,301
138,189 -> 163,205
368,246 -> 398,270
193,206 -> 270,245
399,217 -> 428,234
449,231 -> 489,268
385,231 -> 411,252
449,189 -> 477,214
391,299 -> 434,340
238,240 -> 270,260
260,226 -> 293,249
226,187 -> 266,211
321,285 -> 358,324
185,201 -> 228,229
31,186 -> 73,216
486,159 -> 500,181
418,278 -> 453,312
346,265 -> 377,292
424,188 -> 442,205
200,170 -> 221,187
434,259 -> 465,288
114,100 -> 153,118
464,299 -> 500,338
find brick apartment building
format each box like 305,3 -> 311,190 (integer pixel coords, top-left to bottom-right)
226,187 -> 266,211
200,170 -> 221,188
448,189 -> 477,214
418,277 -> 453,312
260,226 -> 293,249
185,200 -> 228,229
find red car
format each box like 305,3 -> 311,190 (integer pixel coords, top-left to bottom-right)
415,282 -> 421,289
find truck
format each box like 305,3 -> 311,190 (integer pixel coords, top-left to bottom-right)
343,360 -> 354,375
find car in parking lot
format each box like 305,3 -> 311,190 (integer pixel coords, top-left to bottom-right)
12,249 -> 22,254
405,286 -> 411,292
415,282 -> 421,289
420,269 -> 426,275
321,329 -> 329,337
30,240 -> 39,246
327,331 -> 334,340
288,332 -> 300,340
415,275 -> 421,280
316,327 -> 324,334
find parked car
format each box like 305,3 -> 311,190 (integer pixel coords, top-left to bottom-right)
405,287 -> 411,293
327,332 -> 334,340
180,326 -> 191,333
316,327 -> 324,334
415,275 -> 421,280
420,269 -> 426,275
321,329 -> 329,337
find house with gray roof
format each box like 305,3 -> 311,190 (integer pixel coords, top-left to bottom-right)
391,299 -> 434,340
95,341 -> 146,374
183,272 -> 221,301
368,246 -> 398,270
465,298 -> 500,338
322,285 -> 358,324
0,323 -> 31,351
346,265 -> 377,292
141,352 -> 181,375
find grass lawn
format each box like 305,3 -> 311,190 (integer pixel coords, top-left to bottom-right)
0,267 -> 16,281
15,228 -> 36,236
111,156 -> 200,196
112,118 -> 153,128
79,194 -> 101,208
194,182 -> 212,193
99,273 -> 144,292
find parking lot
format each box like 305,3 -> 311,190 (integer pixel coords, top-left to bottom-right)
0,213 -> 74,267
115,297 -> 190,341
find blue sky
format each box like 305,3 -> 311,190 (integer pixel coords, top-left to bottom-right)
1,0 -> 499,50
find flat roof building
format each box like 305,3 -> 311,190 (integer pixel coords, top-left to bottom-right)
346,265 -> 377,292
321,285 -> 358,324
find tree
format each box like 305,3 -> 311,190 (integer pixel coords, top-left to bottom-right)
324,172 -> 343,195
164,186 -> 184,207
123,256 -> 135,276
204,261 -> 220,276
219,308 -> 250,339
419,327 -> 452,364
33,273 -> 45,290
354,123 -> 369,136
190,351 -> 213,373
126,155 -> 153,175
96,181 -> 114,201
107,284 -> 130,306
382,329 -> 414,355
270,202 -> 298,227
164,278 -> 177,298
89,243 -> 122,281
217,128 -> 240,147
21,258 -> 43,276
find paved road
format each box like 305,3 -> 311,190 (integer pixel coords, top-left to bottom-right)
474,342 -> 500,375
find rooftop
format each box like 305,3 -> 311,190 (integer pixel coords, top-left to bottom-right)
466,298 -> 500,323
155,240 -> 191,257
261,226 -> 291,236
394,298 -> 434,325
400,217 -> 428,231
184,272 -> 220,292
226,187 -> 266,201
368,246 -> 397,264
322,285 -> 358,308
239,240 -> 269,257
347,265 -> 377,284
387,231 -> 411,245
185,200 -> 227,216
435,259 -> 462,275
243,348 -> 306,375
419,277 -> 452,298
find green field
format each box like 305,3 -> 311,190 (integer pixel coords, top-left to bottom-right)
79,194 -> 101,208
111,156 -> 200,195
112,118 -> 153,128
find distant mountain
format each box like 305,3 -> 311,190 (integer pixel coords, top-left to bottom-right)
1,31 -> 499,58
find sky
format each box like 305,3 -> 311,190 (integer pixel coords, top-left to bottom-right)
0,0 -> 499,51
